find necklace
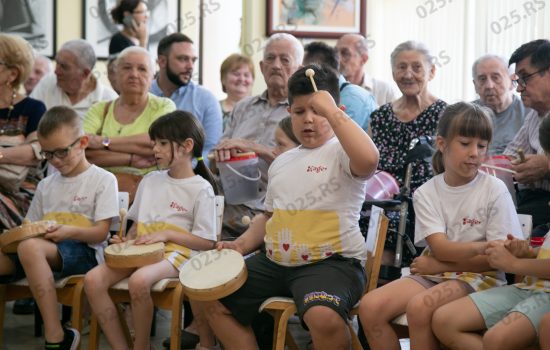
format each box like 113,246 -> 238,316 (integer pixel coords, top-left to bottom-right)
0,89 -> 17,136
1,88 -> 16,119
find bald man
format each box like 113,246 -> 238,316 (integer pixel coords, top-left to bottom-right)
336,33 -> 400,106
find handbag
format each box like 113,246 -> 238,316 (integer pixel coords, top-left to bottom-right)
0,135 -> 29,193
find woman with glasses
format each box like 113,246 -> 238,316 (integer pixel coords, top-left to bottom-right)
0,33 -> 47,232
109,0 -> 150,56
83,46 -> 175,203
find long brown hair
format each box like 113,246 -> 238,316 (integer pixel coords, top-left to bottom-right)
432,102 -> 493,175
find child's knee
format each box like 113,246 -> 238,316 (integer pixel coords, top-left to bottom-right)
83,269 -> 103,293
359,293 -> 387,322
483,327 -> 507,350
406,294 -> 433,325
128,274 -> 151,301
303,305 -> 345,333
17,238 -> 42,259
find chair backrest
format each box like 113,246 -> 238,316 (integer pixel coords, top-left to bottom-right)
110,192 -> 130,233
215,195 -> 225,240
518,213 -> 532,239
364,205 -> 389,293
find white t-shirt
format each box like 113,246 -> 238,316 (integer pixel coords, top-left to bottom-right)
26,165 -> 119,263
264,137 -> 368,266
413,171 -> 524,290
30,73 -> 118,120
127,171 -> 217,271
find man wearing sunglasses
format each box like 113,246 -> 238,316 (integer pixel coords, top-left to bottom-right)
504,39 -> 550,229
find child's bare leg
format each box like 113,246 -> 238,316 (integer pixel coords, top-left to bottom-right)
84,263 -> 133,350
17,238 -> 63,342
359,278 -> 426,350
202,300 -> 258,348
483,312 -> 537,350
0,252 -> 15,276
432,296 -> 485,350
406,280 -> 470,350
540,313 -> 550,350
129,260 -> 178,350
190,300 -> 217,347
303,305 -> 349,350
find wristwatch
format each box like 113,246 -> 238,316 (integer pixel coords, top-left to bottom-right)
102,137 -> 111,150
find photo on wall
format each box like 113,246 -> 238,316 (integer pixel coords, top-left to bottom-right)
0,0 -> 57,57
83,0 -> 180,59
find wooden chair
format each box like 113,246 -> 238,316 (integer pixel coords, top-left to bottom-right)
259,206 -> 389,350
88,195 -> 225,350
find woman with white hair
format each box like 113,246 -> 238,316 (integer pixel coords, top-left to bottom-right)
84,46 -> 175,203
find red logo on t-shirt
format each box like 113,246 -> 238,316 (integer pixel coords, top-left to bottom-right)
306,165 -> 328,173
462,217 -> 481,226
170,201 -> 188,213
73,195 -> 87,202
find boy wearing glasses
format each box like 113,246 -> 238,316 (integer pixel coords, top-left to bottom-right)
0,106 -> 118,350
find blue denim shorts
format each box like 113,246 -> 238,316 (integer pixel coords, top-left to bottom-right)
0,239 -> 97,283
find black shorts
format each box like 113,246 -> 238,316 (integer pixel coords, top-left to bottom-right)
221,253 -> 365,327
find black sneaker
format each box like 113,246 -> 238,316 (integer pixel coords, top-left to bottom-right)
12,298 -> 35,315
44,327 -> 80,350
162,329 -> 200,349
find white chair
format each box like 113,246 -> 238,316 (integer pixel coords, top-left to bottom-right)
88,195 -> 225,350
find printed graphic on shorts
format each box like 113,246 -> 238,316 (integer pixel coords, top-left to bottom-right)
303,291 -> 341,307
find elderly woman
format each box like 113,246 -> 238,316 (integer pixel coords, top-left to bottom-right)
84,46 -> 175,202
368,40 -> 446,268
219,54 -> 255,131
0,34 -> 46,230
109,0 -> 149,55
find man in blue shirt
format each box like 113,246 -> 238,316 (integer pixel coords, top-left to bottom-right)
151,33 -> 222,160
303,41 -> 377,131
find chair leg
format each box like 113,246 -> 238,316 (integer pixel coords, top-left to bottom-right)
0,285 -> 5,347
269,305 -> 297,350
169,288 -> 183,350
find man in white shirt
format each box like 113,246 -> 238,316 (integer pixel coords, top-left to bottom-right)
31,39 -> 117,119
336,34 -> 400,106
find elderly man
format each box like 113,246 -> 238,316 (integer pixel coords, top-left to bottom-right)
216,33 -> 303,239
504,39 -> 550,228
336,33 -> 399,106
472,54 -> 529,155
30,39 -> 117,119
303,41 -> 377,131
24,54 -> 51,95
151,33 -> 222,160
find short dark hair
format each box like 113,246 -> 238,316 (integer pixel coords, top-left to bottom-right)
288,64 -> 340,106
540,115 -> 550,154
303,41 -> 339,71
38,106 -> 82,138
110,0 -> 142,25
509,39 -> 550,70
157,33 -> 194,57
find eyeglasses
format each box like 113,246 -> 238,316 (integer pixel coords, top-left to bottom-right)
512,67 -> 548,88
40,137 -> 81,160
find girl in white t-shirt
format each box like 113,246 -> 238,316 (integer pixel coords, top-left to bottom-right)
84,111 -> 219,350
359,102 -> 523,350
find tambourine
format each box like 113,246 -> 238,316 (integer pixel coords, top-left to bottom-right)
0,220 -> 54,253
179,249 -> 247,301
104,239 -> 165,268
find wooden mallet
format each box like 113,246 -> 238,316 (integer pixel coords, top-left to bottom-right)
305,68 -> 318,92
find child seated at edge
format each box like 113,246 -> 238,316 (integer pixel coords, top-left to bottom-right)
192,64 -> 379,349
432,110 -> 550,350
359,102 -> 523,350
84,111 -> 219,350
0,105 -> 119,350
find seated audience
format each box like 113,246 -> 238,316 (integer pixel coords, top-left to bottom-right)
0,105 -> 118,349
360,102 -> 523,350
30,39 -> 117,119
195,64 -> 379,350
472,54 -> 529,155
151,33 -> 222,161
24,54 -> 52,96
336,33 -> 400,105
503,39 -> 550,228
303,41 -> 377,131
368,40 -> 446,267
219,54 -> 255,131
109,0 -> 149,55
83,46 -> 175,203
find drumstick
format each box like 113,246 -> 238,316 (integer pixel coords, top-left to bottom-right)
481,163 -> 517,174
118,208 -> 128,238
517,148 -> 525,163
241,216 -> 251,226
305,68 -> 318,92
